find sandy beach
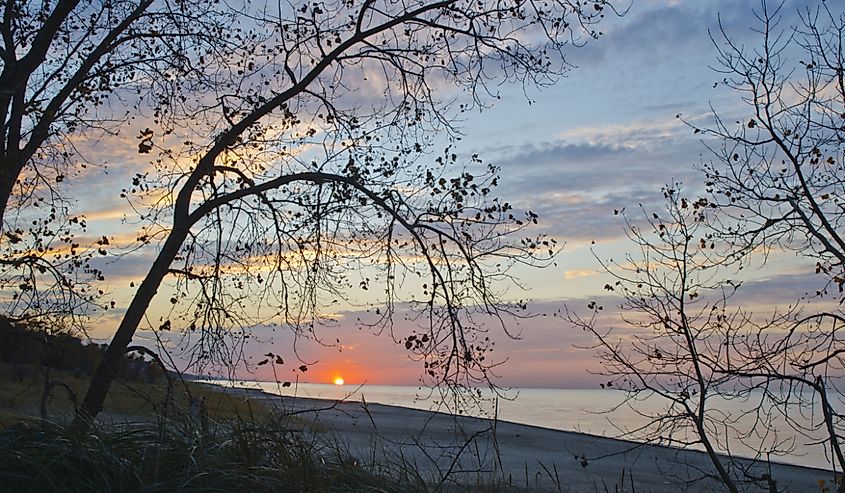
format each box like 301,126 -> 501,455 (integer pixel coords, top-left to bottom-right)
241,389 -> 838,492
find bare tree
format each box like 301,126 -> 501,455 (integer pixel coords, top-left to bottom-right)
0,0 -> 229,325
688,0 -> 845,486
574,1 -> 845,489
568,187 -> 757,493
695,0 -> 845,288
73,0 -> 621,421
570,185 -> 845,491
0,0 -> 225,224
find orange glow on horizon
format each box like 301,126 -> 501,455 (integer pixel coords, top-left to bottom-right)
333,377 -> 345,386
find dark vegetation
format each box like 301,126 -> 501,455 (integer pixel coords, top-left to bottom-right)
0,421 -> 423,493
0,317 -> 160,383
0,323 -> 492,492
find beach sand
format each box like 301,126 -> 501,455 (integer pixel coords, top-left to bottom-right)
243,390 -> 838,492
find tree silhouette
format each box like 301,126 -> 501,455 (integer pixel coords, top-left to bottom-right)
0,0 -> 227,326
69,0 -> 619,421
568,188 -> 751,493
689,2 -> 845,485
693,1 -> 845,292
577,1 -> 845,487
570,184 -> 845,490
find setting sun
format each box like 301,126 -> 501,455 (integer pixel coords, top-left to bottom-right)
333,377 -> 345,386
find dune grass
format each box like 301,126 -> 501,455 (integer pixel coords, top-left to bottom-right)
0,418 -> 428,492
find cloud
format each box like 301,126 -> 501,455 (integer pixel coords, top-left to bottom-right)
554,117 -> 686,148
566,0 -> 803,70
564,269 -> 596,280
485,117 -> 706,243
105,264 -> 836,390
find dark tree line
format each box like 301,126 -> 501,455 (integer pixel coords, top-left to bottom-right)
0,316 -> 162,382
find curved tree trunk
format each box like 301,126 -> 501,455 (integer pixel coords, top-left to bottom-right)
76,225 -> 189,423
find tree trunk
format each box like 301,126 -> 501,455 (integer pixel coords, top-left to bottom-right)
76,225 -> 189,423
817,382 -> 845,483
695,417 -> 740,493
0,155 -> 22,234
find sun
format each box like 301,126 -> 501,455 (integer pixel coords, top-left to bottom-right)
333,377 -> 345,386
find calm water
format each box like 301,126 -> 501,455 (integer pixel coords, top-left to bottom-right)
209,380 -> 838,470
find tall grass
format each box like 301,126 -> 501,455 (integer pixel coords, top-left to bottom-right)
0,416 -> 427,492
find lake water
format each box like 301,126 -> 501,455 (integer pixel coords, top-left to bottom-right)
209,380 -> 839,470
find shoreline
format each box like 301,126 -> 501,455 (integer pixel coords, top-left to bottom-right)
216,382 -> 839,492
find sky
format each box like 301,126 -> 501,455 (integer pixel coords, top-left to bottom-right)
65,0 -> 840,389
